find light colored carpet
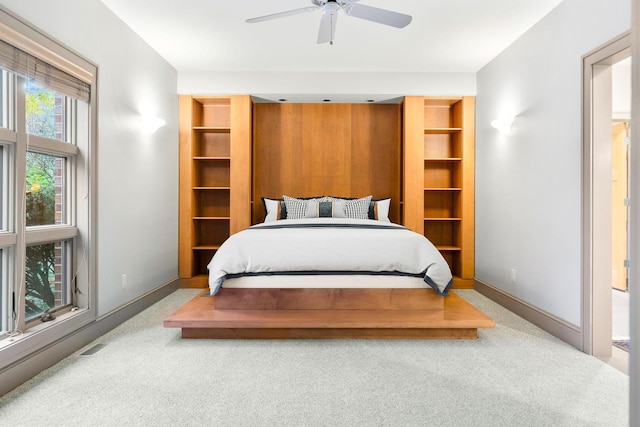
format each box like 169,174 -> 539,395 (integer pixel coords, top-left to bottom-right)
0,289 -> 629,426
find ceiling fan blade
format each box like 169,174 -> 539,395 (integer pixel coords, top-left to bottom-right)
317,7 -> 338,44
342,3 -> 412,28
246,6 -> 319,24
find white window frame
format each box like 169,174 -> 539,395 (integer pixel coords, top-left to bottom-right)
0,8 -> 97,370
21,84 -> 78,326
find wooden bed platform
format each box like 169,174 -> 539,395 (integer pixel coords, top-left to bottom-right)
164,288 -> 495,339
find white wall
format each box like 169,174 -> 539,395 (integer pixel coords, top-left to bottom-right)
178,70 -> 477,99
476,0 -> 630,326
0,0 -> 179,315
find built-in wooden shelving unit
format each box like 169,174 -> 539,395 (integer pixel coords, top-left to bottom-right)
178,95 -> 252,282
178,95 -> 474,288
403,96 -> 475,287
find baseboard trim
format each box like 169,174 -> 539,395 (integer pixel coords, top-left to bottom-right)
474,279 -> 582,350
0,278 -> 179,396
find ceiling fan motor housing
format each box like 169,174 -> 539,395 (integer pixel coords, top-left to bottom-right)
323,3 -> 339,14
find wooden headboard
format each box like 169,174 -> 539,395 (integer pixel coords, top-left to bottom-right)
252,102 -> 402,224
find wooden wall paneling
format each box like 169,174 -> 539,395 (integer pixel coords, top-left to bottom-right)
252,102 -> 278,221
351,104 -> 402,223
230,95 -> 253,234
252,103 -> 304,223
300,103 -> 352,196
402,96 -> 425,234
282,103 -> 306,198
460,96 -> 475,280
253,103 -> 402,224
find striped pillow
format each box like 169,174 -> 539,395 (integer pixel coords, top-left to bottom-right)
344,196 -> 372,219
283,195 -> 308,219
262,196 -> 324,221
323,196 -> 390,221
282,195 -> 323,219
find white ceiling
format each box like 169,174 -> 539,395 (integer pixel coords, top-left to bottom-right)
100,0 -> 564,74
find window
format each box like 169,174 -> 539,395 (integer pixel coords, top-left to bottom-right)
25,80 -> 67,142
0,248 -> 5,334
0,69 -> 11,129
26,152 -> 66,226
21,81 -> 78,326
14,79 -> 83,330
0,144 -> 5,232
0,74 -> 12,339
0,9 -> 96,354
25,240 -> 71,321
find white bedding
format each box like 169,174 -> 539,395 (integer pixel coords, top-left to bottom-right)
207,218 -> 453,295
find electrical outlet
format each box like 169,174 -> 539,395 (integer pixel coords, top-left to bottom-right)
121,274 -> 127,288
510,268 -> 516,284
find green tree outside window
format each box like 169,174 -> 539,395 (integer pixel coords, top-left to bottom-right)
24,81 -> 63,318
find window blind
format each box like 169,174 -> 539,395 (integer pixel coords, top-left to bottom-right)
0,38 -> 90,101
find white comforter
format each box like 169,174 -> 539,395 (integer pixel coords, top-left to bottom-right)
207,218 -> 453,295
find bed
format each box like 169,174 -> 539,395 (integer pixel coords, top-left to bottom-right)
209,218 -> 453,295
164,195 -> 495,339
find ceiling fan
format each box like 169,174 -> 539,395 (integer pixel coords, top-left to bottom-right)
246,0 -> 412,45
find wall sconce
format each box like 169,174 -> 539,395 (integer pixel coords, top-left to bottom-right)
491,116 -> 514,135
140,115 -> 166,134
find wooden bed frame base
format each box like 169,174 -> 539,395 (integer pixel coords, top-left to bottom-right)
164,288 -> 495,340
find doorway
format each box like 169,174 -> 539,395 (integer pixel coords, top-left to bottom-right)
611,58 -> 631,353
582,33 -> 631,357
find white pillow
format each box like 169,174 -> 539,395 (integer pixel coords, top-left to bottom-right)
263,198 -> 282,222
373,198 -> 391,222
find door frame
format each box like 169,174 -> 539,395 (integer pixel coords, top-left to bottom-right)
582,32 -> 631,356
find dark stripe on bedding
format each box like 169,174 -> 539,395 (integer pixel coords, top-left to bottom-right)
250,223 -> 409,231
217,270 -> 450,297
423,275 -> 453,296
225,270 -> 425,280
